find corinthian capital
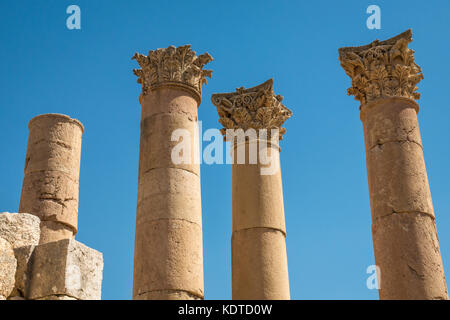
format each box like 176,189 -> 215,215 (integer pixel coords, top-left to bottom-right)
211,79 -> 292,140
338,29 -> 424,106
132,45 -> 213,101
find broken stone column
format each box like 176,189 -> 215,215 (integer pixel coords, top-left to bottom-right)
19,114 -> 84,244
212,79 -> 292,300
131,45 -> 213,300
339,29 -> 448,300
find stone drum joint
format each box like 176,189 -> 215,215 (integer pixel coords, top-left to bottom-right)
339,30 -> 448,300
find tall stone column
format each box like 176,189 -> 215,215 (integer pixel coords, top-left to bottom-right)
19,114 -> 84,244
339,30 -> 448,299
212,79 -> 292,299
132,45 -> 213,300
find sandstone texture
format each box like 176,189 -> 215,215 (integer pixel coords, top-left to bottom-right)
134,290 -> 202,300
373,212 -> 448,299
362,98 -> 448,300
35,295 -> 77,300
0,237 -> 17,298
132,45 -> 212,300
0,212 -> 40,297
339,30 -> 448,300
28,238 -> 103,300
134,219 -> 204,299
0,212 -> 40,247
230,141 -> 290,300
0,114 -> 103,301
19,113 -> 84,244
232,228 -> 289,299
12,245 -> 35,297
212,80 -> 292,300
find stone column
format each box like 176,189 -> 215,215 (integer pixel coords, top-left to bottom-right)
339,29 -> 448,300
19,114 -> 84,244
212,79 -> 292,300
132,45 -> 213,300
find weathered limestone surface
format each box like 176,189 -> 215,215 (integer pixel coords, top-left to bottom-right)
28,238 -> 103,300
137,168 -> 202,225
134,219 -> 204,300
373,212 -> 447,299
0,117 -> 103,301
12,245 -> 35,297
132,45 -> 212,300
36,295 -> 77,300
0,212 -> 40,298
0,213 -> 40,247
134,290 -> 201,300
0,237 -> 17,298
212,79 -> 291,300
19,113 -> 84,244
232,228 -> 290,299
339,29 -> 448,300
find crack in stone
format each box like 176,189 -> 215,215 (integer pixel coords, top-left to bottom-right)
431,296 -> 448,300
142,166 -> 199,178
33,293 -> 79,300
38,197 -> 77,209
233,226 -> 286,237
136,289 -> 203,300
25,170 -> 79,181
135,217 -> 201,228
369,139 -> 423,151
373,210 -> 435,222
141,110 -> 197,123
402,125 -> 417,137
36,197 -> 78,233
407,264 -> 425,280
137,192 -> 198,208
31,138 -> 74,150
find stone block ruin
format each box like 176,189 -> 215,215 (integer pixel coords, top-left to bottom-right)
0,30 -> 448,300
0,114 -> 103,300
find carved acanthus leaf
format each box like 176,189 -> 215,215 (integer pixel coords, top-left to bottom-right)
132,45 -> 213,98
211,79 -> 292,140
338,29 -> 424,106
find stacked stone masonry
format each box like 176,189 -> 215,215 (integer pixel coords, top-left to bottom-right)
0,114 -> 103,301
0,212 -> 103,300
212,79 -> 291,300
339,29 -> 448,300
1,33 -> 449,301
19,114 -> 84,244
132,45 -> 212,300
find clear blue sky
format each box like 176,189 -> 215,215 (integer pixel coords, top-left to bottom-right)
1,0 -> 449,300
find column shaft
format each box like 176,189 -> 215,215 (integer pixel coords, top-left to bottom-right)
231,140 -> 290,299
211,79 -> 292,300
339,30 -> 448,299
132,45 -> 212,300
19,114 -> 83,244
362,98 -> 448,299
133,87 -> 204,300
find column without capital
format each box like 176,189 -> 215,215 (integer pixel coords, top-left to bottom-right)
19,113 -> 84,244
132,45 -> 212,300
339,29 -> 448,300
212,79 -> 292,299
